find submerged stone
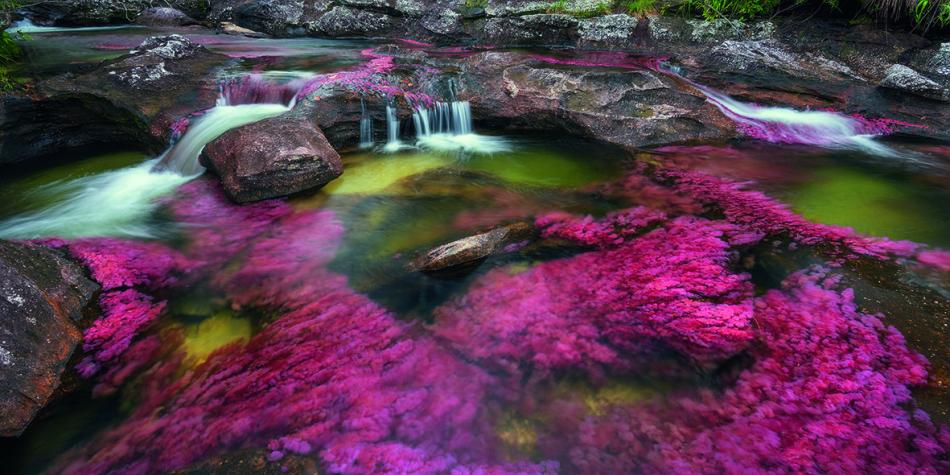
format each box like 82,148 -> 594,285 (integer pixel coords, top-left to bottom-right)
409,221 -> 534,274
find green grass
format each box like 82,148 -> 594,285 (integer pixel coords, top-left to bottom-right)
625,0 -> 657,14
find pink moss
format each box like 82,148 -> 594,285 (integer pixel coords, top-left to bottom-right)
433,214 -> 756,376
78,289 -> 166,377
659,168 -> 922,260
532,268 -> 944,474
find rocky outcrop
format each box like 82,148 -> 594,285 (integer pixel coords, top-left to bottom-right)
21,0 -> 207,26
135,7 -> 199,27
879,64 -> 949,102
201,115 -> 343,203
409,222 -> 535,273
308,6 -> 393,37
482,14 -> 578,45
0,240 -> 98,436
577,14 -> 638,49
457,52 -> 734,149
0,35 -> 227,167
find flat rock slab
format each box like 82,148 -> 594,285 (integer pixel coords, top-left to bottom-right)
410,222 -> 535,273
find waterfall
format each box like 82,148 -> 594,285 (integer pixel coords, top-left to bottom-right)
697,86 -> 898,157
411,98 -> 510,154
360,98 -> 374,149
0,76 -> 296,238
650,61 -> 902,157
5,19 -> 137,33
382,102 -> 407,153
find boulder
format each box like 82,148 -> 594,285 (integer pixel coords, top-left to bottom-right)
409,222 -> 535,273
136,7 -> 199,27
457,52 -> 735,149
879,64 -> 949,102
577,14 -> 637,49
0,240 -> 98,436
228,0 -> 307,36
481,14 -> 578,45
22,0 -> 206,26
201,115 -> 343,203
308,7 -> 394,37
0,35 -> 226,167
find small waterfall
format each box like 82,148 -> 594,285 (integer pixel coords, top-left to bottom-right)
410,89 -> 509,154
648,62 -> 901,157
0,75 -> 296,238
697,86 -> 897,156
360,98 -> 374,149
382,102 -> 406,153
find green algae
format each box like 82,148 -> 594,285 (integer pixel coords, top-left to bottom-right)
181,312 -> 252,364
465,149 -> 616,188
785,166 -> 950,247
322,152 -> 448,195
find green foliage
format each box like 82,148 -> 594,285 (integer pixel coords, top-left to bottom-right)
683,0 -> 782,21
463,0 -> 488,8
625,0 -> 657,14
545,0 -> 613,17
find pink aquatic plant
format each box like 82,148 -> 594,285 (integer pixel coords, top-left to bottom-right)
659,168 -> 923,260
76,289 -> 166,378
433,214 -> 757,376
532,269 -> 945,474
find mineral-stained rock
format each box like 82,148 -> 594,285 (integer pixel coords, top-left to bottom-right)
457,52 -> 734,148
308,6 -> 394,37
879,64 -> 949,102
481,14 -> 578,45
409,222 -> 535,273
201,115 -> 343,202
0,240 -> 98,436
136,7 -> 199,26
577,14 -> 637,49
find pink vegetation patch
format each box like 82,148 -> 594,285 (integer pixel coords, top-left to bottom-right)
534,269 -> 944,473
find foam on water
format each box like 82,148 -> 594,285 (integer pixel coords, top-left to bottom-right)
6,19 -> 139,33
0,99 -> 292,238
697,86 -> 901,157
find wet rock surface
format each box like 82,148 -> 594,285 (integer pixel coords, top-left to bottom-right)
0,240 -> 98,436
0,35 -> 227,167
202,115 -> 343,203
22,0 -> 207,26
136,7 -> 199,27
409,222 -> 535,273
880,64 -> 949,102
456,52 -> 735,148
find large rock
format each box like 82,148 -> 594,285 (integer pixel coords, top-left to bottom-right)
22,0 -> 207,26
457,52 -> 735,149
201,115 -> 343,202
409,222 -> 535,273
308,6 -> 394,37
482,14 -> 578,45
879,64 -> 949,102
136,7 -> 199,27
0,240 -> 98,436
577,14 -> 638,49
0,35 -> 226,167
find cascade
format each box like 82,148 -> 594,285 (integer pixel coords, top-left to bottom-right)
656,63 -> 900,157
382,102 -> 407,153
360,98 -> 374,149
0,76 -> 295,238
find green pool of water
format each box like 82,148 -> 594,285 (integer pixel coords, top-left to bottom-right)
784,166 -> 950,247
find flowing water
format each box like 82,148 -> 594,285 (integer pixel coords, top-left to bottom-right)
1,27 -> 948,475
